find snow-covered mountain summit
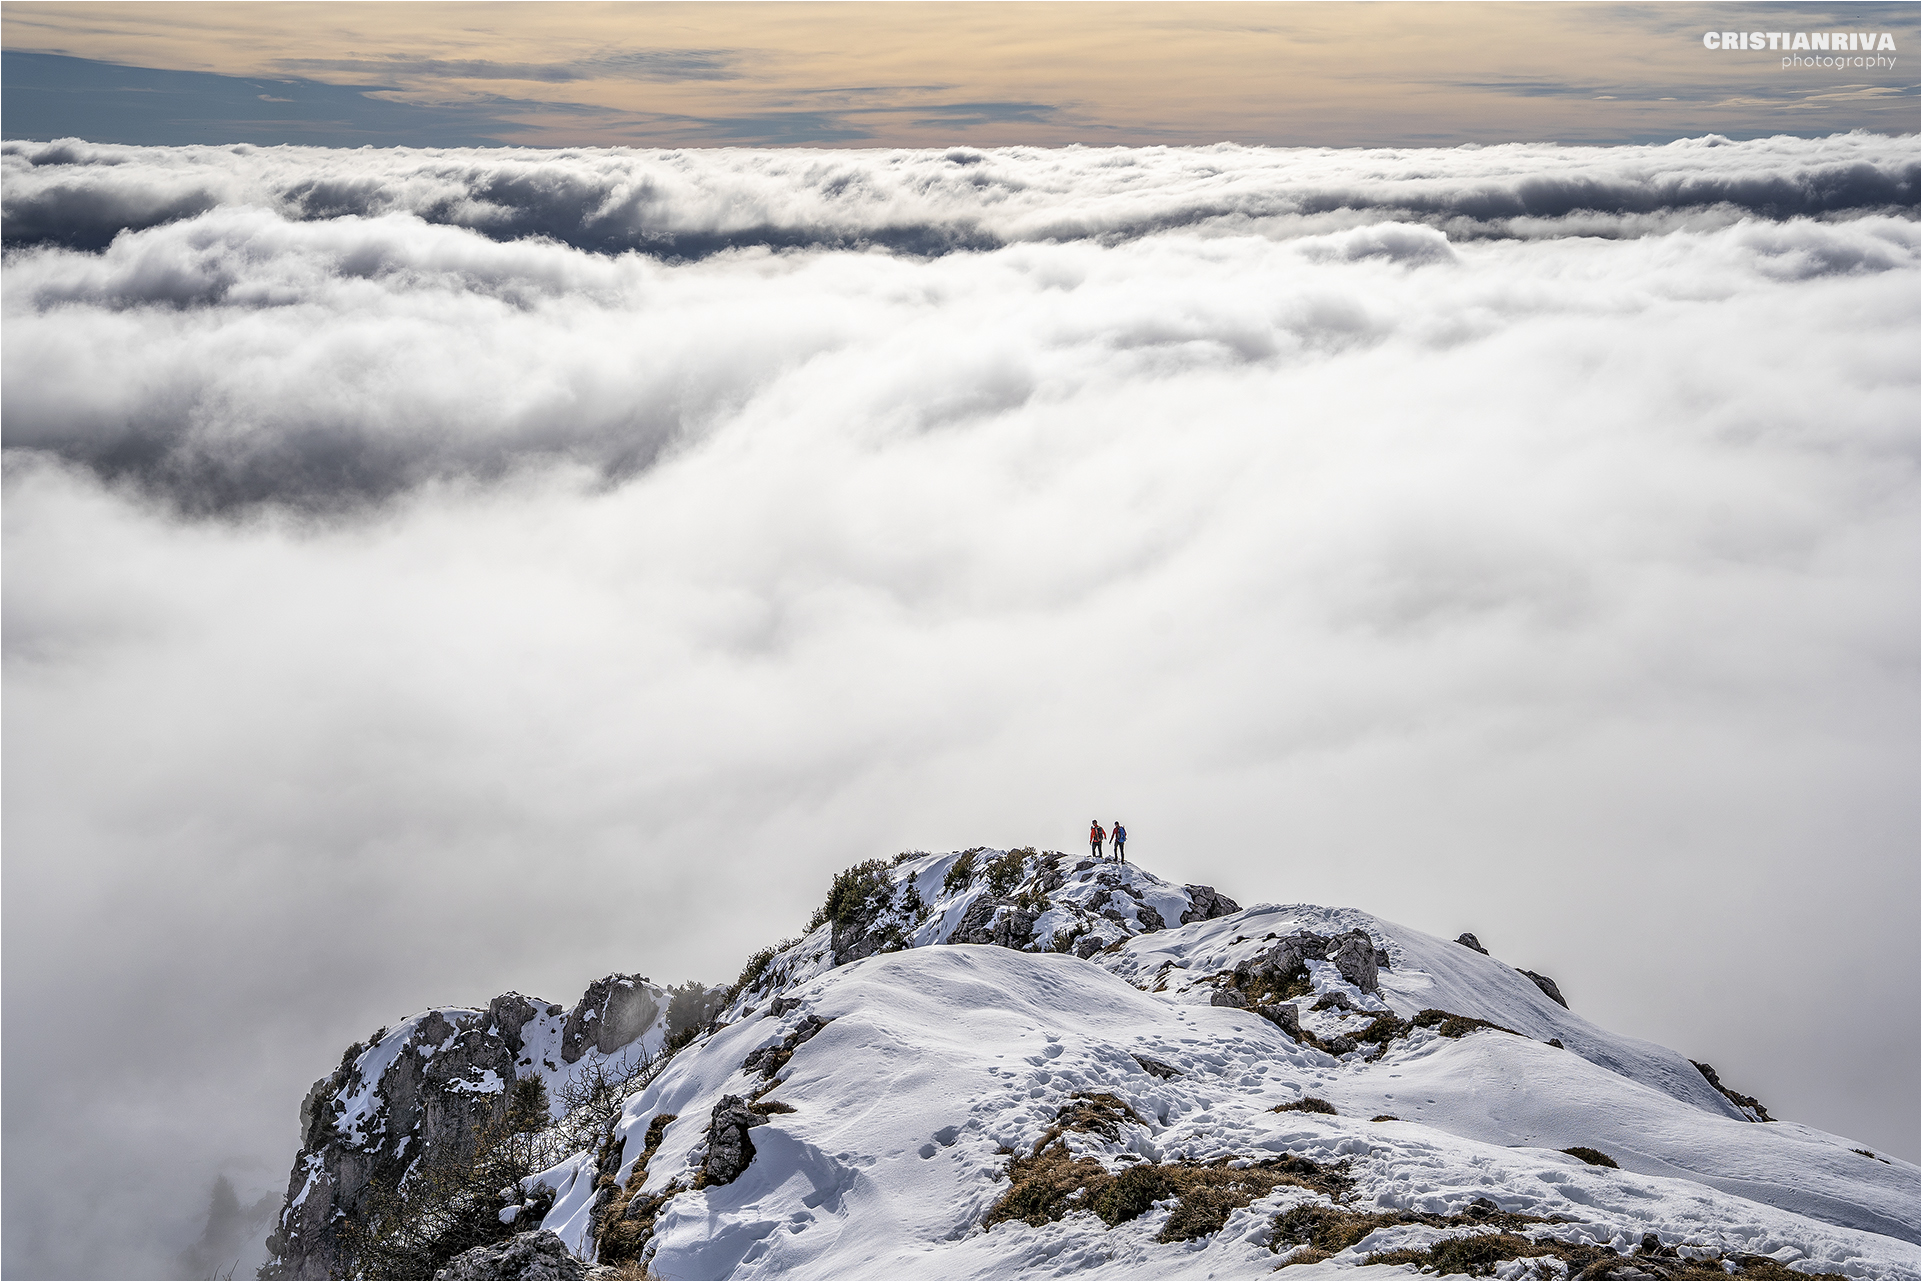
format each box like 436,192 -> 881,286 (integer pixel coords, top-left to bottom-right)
266,849 -> 1918,1280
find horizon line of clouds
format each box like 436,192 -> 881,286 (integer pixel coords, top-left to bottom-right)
1,132 -> 1915,263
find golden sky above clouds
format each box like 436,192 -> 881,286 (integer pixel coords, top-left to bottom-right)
2,2 -> 1917,146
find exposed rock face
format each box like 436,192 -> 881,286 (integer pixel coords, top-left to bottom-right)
1456,933 -> 1489,955
1266,930 -> 1327,976
1211,988 -> 1249,1009
1181,885 -> 1242,924
263,975 -> 722,1280
433,1230 -> 587,1280
1328,929 -> 1380,992
1692,1061 -> 1774,1122
561,975 -> 660,1064
1258,1002 -> 1303,1039
741,1015 -> 830,1081
1520,969 -> 1569,1009
703,1095 -> 768,1185
946,895 -> 1040,949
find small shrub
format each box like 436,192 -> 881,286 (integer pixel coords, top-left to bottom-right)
983,849 -> 1029,898
1090,1163 -> 1168,1225
892,850 -> 927,865
809,859 -> 893,933
1270,1098 -> 1337,1116
1370,1114 -> 1399,1122
730,948 -> 777,1002
1355,1013 -> 1407,1045
899,882 -> 925,919
1561,1146 -> 1617,1168
942,851 -> 978,896
1049,927 -> 1085,954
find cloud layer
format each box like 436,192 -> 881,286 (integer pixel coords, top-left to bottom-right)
5,132 -> 1917,252
2,137 -> 1917,1278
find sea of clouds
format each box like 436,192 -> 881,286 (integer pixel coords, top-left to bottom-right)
2,133 -> 1917,1278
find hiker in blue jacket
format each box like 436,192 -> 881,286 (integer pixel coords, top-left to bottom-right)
1111,821 -> 1127,862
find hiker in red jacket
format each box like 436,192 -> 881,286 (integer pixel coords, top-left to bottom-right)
1089,821 -> 1106,861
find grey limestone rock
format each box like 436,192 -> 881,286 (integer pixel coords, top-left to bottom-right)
1180,884 -> 1242,924
946,895 -> 1039,949
484,993 -> 542,1056
703,1095 -> 768,1185
1072,933 -> 1108,959
1266,930 -> 1327,977
1134,903 -> 1166,933
433,1230 -> 586,1280
561,976 -> 660,1064
1455,932 -> 1489,955
1210,988 -> 1249,1009
1329,929 -> 1380,992
1519,969 -> 1569,1009
1256,1002 -> 1302,1039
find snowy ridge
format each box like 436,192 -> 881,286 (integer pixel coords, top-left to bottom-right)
271,848 -> 1918,1279
576,944 -> 1916,1279
543,850 -> 1916,1279
720,846 -> 1234,1025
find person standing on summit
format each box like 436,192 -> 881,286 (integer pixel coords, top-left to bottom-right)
1089,820 -> 1106,861
1111,821 -> 1127,862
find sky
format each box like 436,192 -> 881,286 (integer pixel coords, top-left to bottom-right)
0,2 -> 1918,147
1,6 -> 1919,1283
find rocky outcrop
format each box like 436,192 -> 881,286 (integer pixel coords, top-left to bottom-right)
1520,969 -> 1569,1009
1692,1061 -> 1774,1122
947,895 -> 1040,949
433,1230 -> 587,1280
263,974 -> 718,1280
741,1015 -> 830,1081
703,1095 -> 768,1186
561,976 -> 660,1064
1258,1002 -> 1303,1039
1456,933 -> 1489,955
1260,928 -> 1380,992
1181,885 -> 1242,924
1328,930 -> 1379,992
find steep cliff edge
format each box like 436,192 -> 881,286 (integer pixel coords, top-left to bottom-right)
263,977 -> 724,1279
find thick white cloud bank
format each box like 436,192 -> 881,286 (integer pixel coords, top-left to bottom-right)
2,135 -> 1918,1278
4,131 -> 1917,254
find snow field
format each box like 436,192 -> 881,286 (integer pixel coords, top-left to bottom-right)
557,942 -> 1917,1278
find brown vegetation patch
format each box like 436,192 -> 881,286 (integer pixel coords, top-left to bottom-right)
1363,1233 -> 1846,1279
1561,1146 -> 1618,1168
1228,964 -> 1316,1007
1271,1197 -> 1555,1259
1270,1098 -> 1337,1116
1412,1009 -> 1521,1040
595,1113 -> 680,1267
984,1098 -> 1353,1243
